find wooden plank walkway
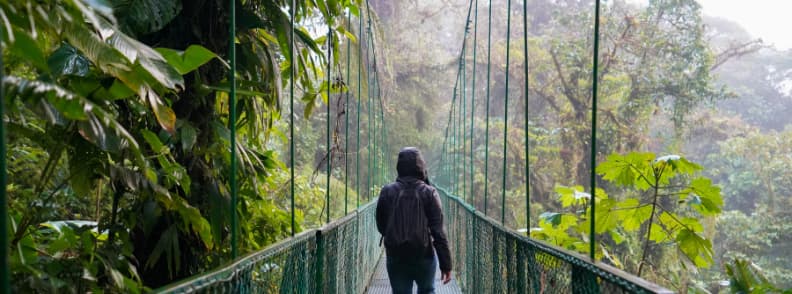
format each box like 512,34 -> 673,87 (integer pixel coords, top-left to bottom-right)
366,255 -> 462,294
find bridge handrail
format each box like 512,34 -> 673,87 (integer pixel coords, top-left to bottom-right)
153,200 -> 382,293
436,186 -> 674,294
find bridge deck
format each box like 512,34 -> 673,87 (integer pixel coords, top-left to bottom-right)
366,255 -> 462,294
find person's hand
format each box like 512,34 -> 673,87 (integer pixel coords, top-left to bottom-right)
441,271 -> 452,284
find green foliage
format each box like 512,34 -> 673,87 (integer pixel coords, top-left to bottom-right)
725,259 -> 792,294
532,152 -> 723,279
3,0 -> 364,290
155,45 -> 220,75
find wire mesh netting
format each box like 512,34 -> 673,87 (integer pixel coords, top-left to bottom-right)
153,201 -> 382,293
439,186 -> 673,294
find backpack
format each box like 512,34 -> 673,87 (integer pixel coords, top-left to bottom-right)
383,183 -> 430,254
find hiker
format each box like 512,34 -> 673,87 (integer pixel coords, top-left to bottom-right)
376,147 -> 452,294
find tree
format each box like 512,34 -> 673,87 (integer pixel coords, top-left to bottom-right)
2,0 -> 362,290
532,152 -> 724,290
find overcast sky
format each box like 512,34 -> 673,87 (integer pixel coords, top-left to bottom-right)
695,0 -> 791,50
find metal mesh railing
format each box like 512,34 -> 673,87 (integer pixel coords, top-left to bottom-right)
439,186 -> 673,294
154,201 -> 382,293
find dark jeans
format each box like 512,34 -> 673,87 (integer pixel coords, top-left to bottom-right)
385,254 -> 437,294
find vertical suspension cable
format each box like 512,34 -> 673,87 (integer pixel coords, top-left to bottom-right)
452,85 -> 458,193
289,0 -> 296,236
356,10 -> 363,208
523,0 -> 530,234
367,54 -> 372,198
356,9 -> 363,208
326,25 -> 332,224
483,0 -> 493,215
456,73 -> 462,195
364,1 -> 373,200
345,11 -> 351,215
501,0 -> 512,225
470,0 -> 479,207
228,0 -> 238,257
0,39 -> 9,294
461,39 -> 467,202
589,0 -> 601,261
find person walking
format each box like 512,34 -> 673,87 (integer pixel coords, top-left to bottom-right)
376,147 -> 452,294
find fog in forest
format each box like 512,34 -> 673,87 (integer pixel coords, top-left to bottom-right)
368,0 -> 792,291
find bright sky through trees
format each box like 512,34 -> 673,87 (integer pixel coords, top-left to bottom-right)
629,0 -> 791,49
696,0 -> 791,49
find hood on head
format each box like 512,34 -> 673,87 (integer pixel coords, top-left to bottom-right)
396,147 -> 429,184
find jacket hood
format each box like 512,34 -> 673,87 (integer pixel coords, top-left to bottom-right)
396,147 -> 430,184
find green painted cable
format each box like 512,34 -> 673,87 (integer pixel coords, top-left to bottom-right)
345,11 -> 351,216
483,0 -> 493,215
470,0 -> 479,208
365,0 -> 373,200
451,86 -> 458,193
367,55 -> 373,200
502,0 -> 512,225
590,0 -> 601,261
228,0 -> 238,258
357,9 -> 362,208
459,75 -> 464,195
289,0 -> 296,236
461,39 -> 467,203
326,25 -> 332,224
523,0 -> 530,234
0,38 -> 10,294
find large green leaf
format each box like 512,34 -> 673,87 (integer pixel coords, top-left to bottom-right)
106,32 -> 184,90
597,152 -> 655,190
683,177 -> 723,216
111,0 -> 181,36
48,43 -> 92,77
155,45 -> 219,75
616,199 -> 653,232
676,228 -> 713,268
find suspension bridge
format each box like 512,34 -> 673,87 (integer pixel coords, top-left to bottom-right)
0,0 -> 683,293
141,0 -> 678,292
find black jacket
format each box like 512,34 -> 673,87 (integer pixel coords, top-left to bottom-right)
376,147 -> 452,272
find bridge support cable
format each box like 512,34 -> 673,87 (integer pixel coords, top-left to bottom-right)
326,23 -> 333,224
470,0 -> 479,209
589,0 -> 602,261
228,0 -> 239,258
483,0 -> 494,216
523,0 -> 531,235
501,0 -> 512,225
289,0 -> 297,237
364,0 -> 375,201
345,11 -> 352,216
357,6 -> 363,208
461,33 -> 467,203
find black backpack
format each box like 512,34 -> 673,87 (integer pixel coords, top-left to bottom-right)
383,183 -> 430,253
